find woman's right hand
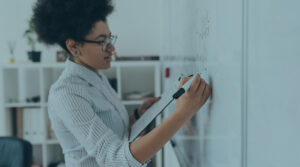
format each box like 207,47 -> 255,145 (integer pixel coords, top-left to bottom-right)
129,74 -> 211,163
174,74 -> 212,118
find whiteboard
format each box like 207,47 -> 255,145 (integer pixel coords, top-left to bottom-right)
161,0 -> 300,167
161,0 -> 243,166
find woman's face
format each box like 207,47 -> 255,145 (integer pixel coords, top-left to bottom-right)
74,21 -> 116,71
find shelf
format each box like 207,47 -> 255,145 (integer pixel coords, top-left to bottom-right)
4,102 -> 42,108
0,62 -> 65,69
45,140 -> 60,145
24,139 -> 59,145
113,61 -> 160,67
1,63 -> 43,69
42,63 -> 66,68
31,141 -> 44,145
1,59 -> 161,167
122,100 -> 144,105
1,61 -> 160,69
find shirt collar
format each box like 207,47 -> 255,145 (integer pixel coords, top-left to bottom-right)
65,58 -> 103,88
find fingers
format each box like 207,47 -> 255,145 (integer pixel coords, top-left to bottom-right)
203,84 -> 212,103
203,84 -> 211,98
143,97 -> 160,108
188,74 -> 201,93
200,83 -> 212,106
179,75 -> 193,88
148,97 -> 160,105
192,76 -> 211,106
195,77 -> 206,96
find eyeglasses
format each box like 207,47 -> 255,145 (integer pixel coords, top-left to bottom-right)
80,35 -> 117,51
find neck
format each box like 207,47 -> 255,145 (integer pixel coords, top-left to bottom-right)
71,56 -> 98,74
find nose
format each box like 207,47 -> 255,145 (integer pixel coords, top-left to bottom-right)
106,43 -> 115,53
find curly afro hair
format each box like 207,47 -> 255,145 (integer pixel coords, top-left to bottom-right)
31,0 -> 114,52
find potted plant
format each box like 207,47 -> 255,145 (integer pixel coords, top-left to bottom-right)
23,20 -> 41,62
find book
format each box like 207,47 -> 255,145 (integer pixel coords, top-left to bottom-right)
23,108 -> 31,141
23,108 -> 45,142
16,108 -> 23,138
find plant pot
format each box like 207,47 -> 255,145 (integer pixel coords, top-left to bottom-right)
27,51 -> 41,62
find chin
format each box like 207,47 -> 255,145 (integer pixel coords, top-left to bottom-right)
105,63 -> 111,69
98,63 -> 111,70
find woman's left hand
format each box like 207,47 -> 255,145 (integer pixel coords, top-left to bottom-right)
138,97 -> 161,116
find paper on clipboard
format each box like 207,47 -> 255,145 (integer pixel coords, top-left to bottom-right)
129,74 -> 197,142
129,85 -> 176,142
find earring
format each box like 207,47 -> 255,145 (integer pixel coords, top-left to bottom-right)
73,49 -> 80,57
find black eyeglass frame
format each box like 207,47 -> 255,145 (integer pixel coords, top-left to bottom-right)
80,35 -> 117,51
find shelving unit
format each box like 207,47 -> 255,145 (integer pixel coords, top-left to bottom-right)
0,60 -> 162,167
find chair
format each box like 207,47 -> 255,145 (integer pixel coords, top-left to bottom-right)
0,137 -> 32,167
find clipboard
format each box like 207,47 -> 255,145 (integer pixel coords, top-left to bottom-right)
129,74 -> 197,142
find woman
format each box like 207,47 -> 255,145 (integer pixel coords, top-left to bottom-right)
31,0 -> 211,166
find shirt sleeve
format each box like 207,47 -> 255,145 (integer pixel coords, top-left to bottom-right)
51,85 -> 147,167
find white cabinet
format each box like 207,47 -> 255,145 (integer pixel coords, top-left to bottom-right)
0,60 -> 162,167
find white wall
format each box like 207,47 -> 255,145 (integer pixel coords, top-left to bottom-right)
0,0 -> 59,64
247,0 -> 300,166
0,69 -> 4,135
108,0 -> 162,56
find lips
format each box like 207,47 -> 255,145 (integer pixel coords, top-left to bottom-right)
104,56 -> 112,62
104,52 -> 117,62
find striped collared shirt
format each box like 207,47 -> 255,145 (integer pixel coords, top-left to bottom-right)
48,59 -> 146,167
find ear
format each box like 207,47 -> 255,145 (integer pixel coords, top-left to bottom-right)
66,39 -> 79,55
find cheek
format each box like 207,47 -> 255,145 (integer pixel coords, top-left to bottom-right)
89,46 -> 106,58
83,46 -> 98,59
85,47 -> 109,67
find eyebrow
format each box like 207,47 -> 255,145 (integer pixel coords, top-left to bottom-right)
94,32 -> 112,40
